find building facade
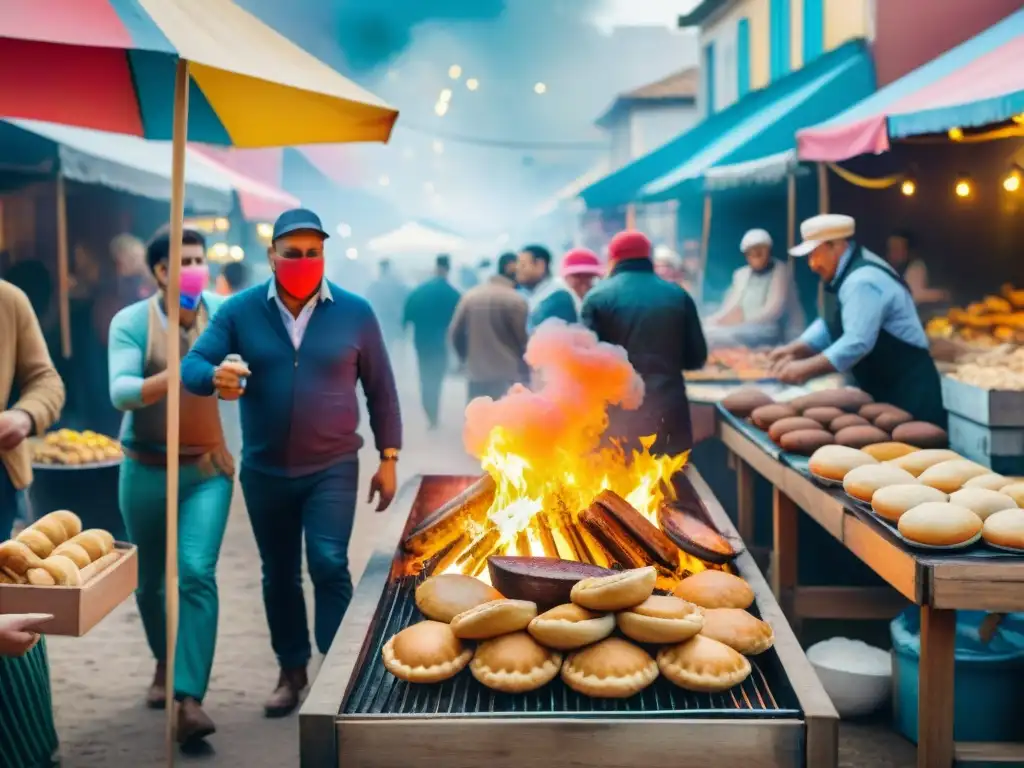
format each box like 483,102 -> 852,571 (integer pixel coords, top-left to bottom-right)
681,0 -> 873,116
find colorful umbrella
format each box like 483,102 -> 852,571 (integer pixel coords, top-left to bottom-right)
1,2 -> 397,761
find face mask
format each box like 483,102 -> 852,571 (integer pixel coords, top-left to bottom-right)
275,256 -> 324,299
179,264 -> 209,310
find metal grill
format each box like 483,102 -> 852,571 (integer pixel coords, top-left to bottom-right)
342,572 -> 802,720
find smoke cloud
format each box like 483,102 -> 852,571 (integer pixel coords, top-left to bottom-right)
463,319 -> 644,462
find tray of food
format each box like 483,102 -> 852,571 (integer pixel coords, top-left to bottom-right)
0,510 -> 138,636
926,285 -> 1024,348
30,429 -> 123,468
688,348 -> 775,382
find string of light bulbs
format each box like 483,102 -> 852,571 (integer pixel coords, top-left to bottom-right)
395,121 -> 610,150
826,162 -> 1023,199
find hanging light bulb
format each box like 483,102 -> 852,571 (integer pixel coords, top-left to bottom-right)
434,101 -> 449,116
948,127 -> 964,141
439,88 -> 452,103
466,78 -> 479,91
448,64 -> 462,80
534,82 -> 547,95
954,175 -> 972,198
1003,167 -> 1022,193
255,222 -> 274,240
900,179 -> 916,197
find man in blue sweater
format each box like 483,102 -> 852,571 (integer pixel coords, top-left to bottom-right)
181,209 -> 402,717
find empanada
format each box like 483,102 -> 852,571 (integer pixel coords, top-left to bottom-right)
527,603 -> 615,650
616,595 -> 703,644
561,637 -> 659,699
657,634 -> 752,693
382,621 -> 473,683
470,632 -> 561,693
570,566 -> 656,612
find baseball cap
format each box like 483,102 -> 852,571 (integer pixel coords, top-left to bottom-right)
272,208 -> 330,241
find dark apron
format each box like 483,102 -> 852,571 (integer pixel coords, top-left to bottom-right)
823,246 -> 947,429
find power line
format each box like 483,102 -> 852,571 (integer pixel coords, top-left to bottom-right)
396,121 -> 609,150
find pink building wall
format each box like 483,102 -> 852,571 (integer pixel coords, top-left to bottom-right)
872,0 -> 1020,86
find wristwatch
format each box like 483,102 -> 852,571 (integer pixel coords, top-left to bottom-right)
381,448 -> 399,462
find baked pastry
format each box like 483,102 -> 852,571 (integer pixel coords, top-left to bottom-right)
861,442 -> 919,462
561,637 -> 659,698
616,595 -> 704,644
768,416 -> 823,444
415,573 -> 503,622
858,402 -> 893,421
918,459 -> 989,493
699,608 -> 775,655
657,634 -> 752,692
963,473 -> 1011,491
871,484 -> 948,523
778,429 -> 834,455
808,444 -> 878,481
891,422 -> 949,449
1000,482 -> 1024,507
790,387 -> 873,413
948,488 -> 1018,521
721,388 -> 774,417
527,603 -> 615,650
749,404 -> 797,430
450,599 -> 538,640
897,502 -> 982,546
834,425 -> 891,449
802,406 -> 845,427
570,566 -> 657,612
830,413 -> 870,432
981,508 -> 1024,550
0,540 -> 43,575
73,530 -> 115,560
888,448 -> 960,477
842,464 -> 918,503
673,570 -> 754,610
873,407 -> 913,432
487,557 -> 612,609
382,620 -> 473,683
470,631 -> 562,693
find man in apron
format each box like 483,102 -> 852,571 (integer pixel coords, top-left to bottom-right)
769,214 -> 946,427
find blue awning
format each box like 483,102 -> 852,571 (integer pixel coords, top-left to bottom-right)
579,39 -> 873,209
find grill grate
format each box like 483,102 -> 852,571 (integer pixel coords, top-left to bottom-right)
342,572 -> 803,720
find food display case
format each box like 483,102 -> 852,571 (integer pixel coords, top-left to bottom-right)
300,470 -> 838,768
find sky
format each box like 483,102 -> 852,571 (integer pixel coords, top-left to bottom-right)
237,0 -> 701,239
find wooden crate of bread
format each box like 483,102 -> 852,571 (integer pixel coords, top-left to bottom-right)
0,510 -> 138,636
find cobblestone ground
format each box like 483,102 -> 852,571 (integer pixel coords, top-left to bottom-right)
47,348 -> 916,767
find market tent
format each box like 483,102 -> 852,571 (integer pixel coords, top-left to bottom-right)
0,118 -> 234,213
702,149 -> 807,192
578,40 -> 872,210
368,221 -> 468,256
798,8 -> 1024,162
639,40 -> 874,203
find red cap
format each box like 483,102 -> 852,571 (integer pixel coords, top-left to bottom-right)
607,230 -> 651,262
560,248 -> 603,278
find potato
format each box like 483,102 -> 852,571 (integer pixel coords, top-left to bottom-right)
768,416 -> 826,444
830,413 -> 870,432
834,425 -> 891,449
721,388 -> 775,418
891,421 -> 949,449
859,402 -> 893,421
779,429 -> 835,455
874,407 -> 914,432
790,387 -> 874,413
802,406 -> 844,426
750,403 -> 798,430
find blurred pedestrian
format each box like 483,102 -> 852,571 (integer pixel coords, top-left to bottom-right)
450,253 -> 529,401
582,231 -> 707,454
552,247 -> 604,324
181,208 -> 401,718
403,255 -> 461,428
216,261 -> 249,296
516,244 -> 574,334
365,258 -> 408,350
0,277 -> 65,768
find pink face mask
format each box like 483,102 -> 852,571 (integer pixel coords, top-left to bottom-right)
179,264 -> 209,309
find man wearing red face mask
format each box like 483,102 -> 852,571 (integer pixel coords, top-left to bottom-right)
181,209 -> 402,717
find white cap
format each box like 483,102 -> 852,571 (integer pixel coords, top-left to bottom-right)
790,213 -> 855,257
740,228 -> 772,252
653,244 -> 682,268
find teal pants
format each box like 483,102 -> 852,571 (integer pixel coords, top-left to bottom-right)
118,457 -> 232,701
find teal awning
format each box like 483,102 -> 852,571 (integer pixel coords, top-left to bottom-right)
701,149 -> 807,191
580,39 -> 873,209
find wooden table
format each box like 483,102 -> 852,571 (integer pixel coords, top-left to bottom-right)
719,417 -> 1024,768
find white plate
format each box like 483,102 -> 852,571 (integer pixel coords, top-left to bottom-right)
897,531 -> 983,551
985,541 -> 1024,555
844,491 -> 873,509
809,472 -> 844,488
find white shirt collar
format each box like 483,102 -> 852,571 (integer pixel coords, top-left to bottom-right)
266,277 -> 333,304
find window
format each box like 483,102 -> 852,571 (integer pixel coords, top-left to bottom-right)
737,18 -> 751,98
803,0 -> 824,62
703,41 -> 716,116
770,0 -> 791,80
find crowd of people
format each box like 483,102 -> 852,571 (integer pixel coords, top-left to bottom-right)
0,202 -> 948,765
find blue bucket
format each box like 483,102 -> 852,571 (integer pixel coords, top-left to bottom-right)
891,609 -> 1024,752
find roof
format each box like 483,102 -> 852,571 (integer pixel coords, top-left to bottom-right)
596,68 -> 698,128
702,150 -> 808,191
580,40 -> 873,209
798,8 -> 1024,162
678,0 -> 735,28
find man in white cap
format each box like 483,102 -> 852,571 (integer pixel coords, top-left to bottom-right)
704,228 -> 802,348
770,214 -> 945,426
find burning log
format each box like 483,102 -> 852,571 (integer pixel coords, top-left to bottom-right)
432,533 -> 469,575
578,526 -> 613,570
594,490 -> 680,570
403,474 -> 496,557
579,504 -> 650,570
516,529 -> 532,557
658,503 -> 739,565
456,526 -> 502,576
533,516 -> 559,559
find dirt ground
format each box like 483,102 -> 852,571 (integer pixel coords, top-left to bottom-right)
46,349 -> 917,767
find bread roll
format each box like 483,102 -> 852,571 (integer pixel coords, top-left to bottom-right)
948,488 -> 1018,521
721,388 -> 775,417
768,416 -> 824,444
871,484 -> 948,523
897,502 -> 982,546
874,408 -> 913,432
808,445 -> 878,481
778,429 -> 834,455
750,404 -> 797,430
858,402 -> 893,421
891,422 -> 949,449
918,459 -> 989,494
1000,482 -> 1024,506
802,406 -> 845,427
981,508 -> 1024,550
862,442 -> 919,462
963,473 -> 1011,491
888,449 -> 960,477
790,387 -> 873,413
843,464 -> 919,502
834,425 -> 890,449
830,414 -> 870,432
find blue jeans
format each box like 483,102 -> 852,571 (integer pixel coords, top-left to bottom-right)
240,460 -> 358,668
0,466 -> 28,536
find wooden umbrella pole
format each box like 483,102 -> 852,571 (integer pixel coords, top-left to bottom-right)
55,175 -> 71,358
698,192 -> 712,306
164,57 -> 190,766
816,162 -> 830,214
786,171 -> 797,253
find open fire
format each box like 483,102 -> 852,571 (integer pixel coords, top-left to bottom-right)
403,321 -> 719,586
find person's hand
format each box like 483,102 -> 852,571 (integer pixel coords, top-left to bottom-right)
368,460 -> 397,512
777,359 -> 813,385
767,344 -> 795,364
718,307 -> 744,326
0,410 -> 33,451
0,614 -> 52,657
213,361 -> 249,401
